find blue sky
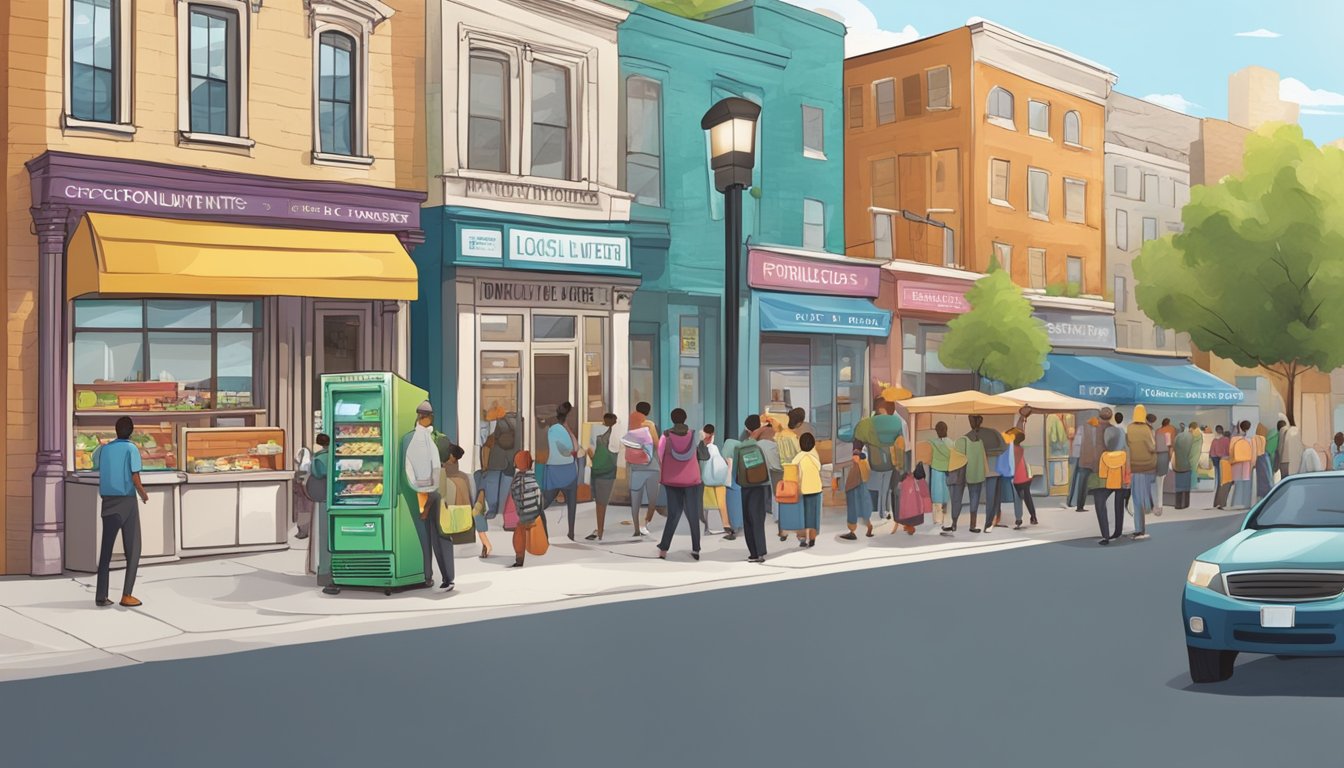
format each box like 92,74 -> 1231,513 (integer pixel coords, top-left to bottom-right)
788,0 -> 1344,145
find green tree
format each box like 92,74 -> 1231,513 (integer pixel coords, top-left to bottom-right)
1134,124 -> 1344,425
939,259 -> 1052,389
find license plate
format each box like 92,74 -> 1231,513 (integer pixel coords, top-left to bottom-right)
1260,605 -> 1296,628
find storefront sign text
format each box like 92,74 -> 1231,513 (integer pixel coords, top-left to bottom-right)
1034,310 -> 1116,350
465,179 -> 600,206
747,250 -> 879,298
897,281 -> 971,314
509,229 -> 629,269
477,280 -> 613,309
680,326 -> 699,356
56,182 -> 415,227
460,228 -> 503,259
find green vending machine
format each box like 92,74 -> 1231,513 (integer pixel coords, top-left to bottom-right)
322,372 -> 428,595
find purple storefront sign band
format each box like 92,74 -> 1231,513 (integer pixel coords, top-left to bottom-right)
747,248 -> 880,297
55,181 -> 414,227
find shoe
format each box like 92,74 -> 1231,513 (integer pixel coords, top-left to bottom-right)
1013,522 -> 1023,530
983,525 -> 994,533
1031,516 -> 1039,525
1099,538 -> 1110,546
725,533 -> 737,541
866,523 -> 875,537
780,535 -> 788,542
807,539 -> 817,548
1133,533 -> 1150,541
942,525 -> 957,533
657,549 -> 667,560
840,532 -> 858,541
509,561 -> 524,568
1109,533 -> 1123,540
640,526 -> 653,536
295,531 -> 309,540
441,582 -> 455,591
691,552 -> 700,561
119,595 -> 142,607
322,586 -> 341,595
585,531 -> 599,541
95,598 -> 114,607
567,532 -> 576,542
706,528 -> 724,535
1155,509 -> 1163,517
940,531 -> 954,537
969,527 -> 982,533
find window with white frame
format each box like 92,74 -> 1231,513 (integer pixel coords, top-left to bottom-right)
1174,180 -> 1190,208
1064,178 -> 1086,223
1028,248 -> 1046,289
624,75 -> 663,207
926,66 -> 951,110
1114,275 -> 1127,312
1063,110 -> 1081,145
987,86 -> 1014,127
803,199 -> 825,250
875,80 -> 896,124
1154,325 -> 1167,348
1115,208 -> 1129,250
467,49 -> 510,172
1142,216 -> 1158,242
1112,164 -> 1128,196
185,3 -> 242,137
308,0 -> 391,162
993,242 -> 1012,274
531,61 -> 572,180
1142,172 -> 1159,201
873,213 -> 893,260
990,158 -> 1010,205
847,86 -> 864,129
1028,167 -> 1049,218
1067,256 -> 1083,290
1028,100 -> 1050,137
802,105 -> 825,159
68,0 -> 133,129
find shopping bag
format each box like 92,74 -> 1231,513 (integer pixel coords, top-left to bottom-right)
525,517 -> 550,557
450,528 -> 477,546
437,504 -> 475,538
726,485 -> 743,531
898,474 -> 932,522
502,493 -> 519,531
777,499 -> 805,531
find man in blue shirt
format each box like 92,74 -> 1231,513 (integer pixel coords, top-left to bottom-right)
92,416 -> 149,608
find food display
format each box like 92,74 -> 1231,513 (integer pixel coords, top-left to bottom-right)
335,441 -> 383,456
182,428 -> 286,474
331,394 -> 385,504
73,425 -> 178,472
73,381 -> 218,412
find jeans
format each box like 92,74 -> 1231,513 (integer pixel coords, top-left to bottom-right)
630,469 -> 659,526
741,485 -> 770,559
982,476 -> 1003,524
959,482 -> 984,527
868,470 -> 893,517
1071,467 -> 1095,510
482,470 -> 511,519
417,493 -> 454,584
1211,459 -> 1223,494
1131,472 -> 1155,534
543,479 -> 579,538
1013,481 -> 1036,523
657,485 -> 703,554
1092,488 -> 1125,539
802,493 -> 822,531
845,485 -> 872,525
96,495 -> 141,603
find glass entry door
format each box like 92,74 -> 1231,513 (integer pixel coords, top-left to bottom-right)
314,305 -> 372,408
835,339 -> 868,445
532,351 -> 574,463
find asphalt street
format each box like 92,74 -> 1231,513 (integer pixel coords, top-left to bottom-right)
3,513 -> 1342,767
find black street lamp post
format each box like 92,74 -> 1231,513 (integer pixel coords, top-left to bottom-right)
701,97 -> 761,437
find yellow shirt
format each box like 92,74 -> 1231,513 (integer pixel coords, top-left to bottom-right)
792,450 -> 823,495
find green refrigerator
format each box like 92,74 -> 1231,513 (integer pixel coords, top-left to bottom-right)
322,372 -> 428,594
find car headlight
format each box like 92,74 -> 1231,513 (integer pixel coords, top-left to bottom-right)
1187,560 -> 1221,589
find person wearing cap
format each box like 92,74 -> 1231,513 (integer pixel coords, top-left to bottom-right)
401,400 -> 451,589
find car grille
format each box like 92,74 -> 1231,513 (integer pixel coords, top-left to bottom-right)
1224,571 -> 1344,601
1233,630 -> 1336,645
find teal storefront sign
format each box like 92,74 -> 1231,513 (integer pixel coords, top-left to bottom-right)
757,292 -> 891,337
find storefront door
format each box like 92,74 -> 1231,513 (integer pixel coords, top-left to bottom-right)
314,304 -> 373,407
532,351 -> 575,462
835,339 -> 868,444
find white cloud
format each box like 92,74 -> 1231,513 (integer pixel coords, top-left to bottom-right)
1234,28 -> 1281,38
1141,93 -> 1202,114
1300,108 -> 1344,117
784,0 -> 922,57
1280,77 -> 1344,108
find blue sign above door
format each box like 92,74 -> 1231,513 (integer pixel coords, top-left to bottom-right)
757,292 -> 892,337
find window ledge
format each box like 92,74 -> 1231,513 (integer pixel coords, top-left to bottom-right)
313,151 -> 376,167
803,148 -> 828,161
990,198 -> 1014,210
62,116 -> 136,137
926,105 -> 952,112
1029,130 -> 1052,140
1064,141 -> 1090,151
987,116 -> 1016,131
1065,216 -> 1086,225
1028,212 -> 1050,222
179,131 -> 256,150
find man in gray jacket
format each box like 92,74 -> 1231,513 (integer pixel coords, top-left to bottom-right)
1074,408 -> 1112,512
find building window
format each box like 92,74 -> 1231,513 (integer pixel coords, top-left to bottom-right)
1028,248 -> 1046,289
316,32 -> 357,156
942,228 -> 955,267
926,66 -> 951,110
1028,100 -> 1050,138
1174,180 -> 1190,208
1155,325 -> 1167,348
1142,173 -> 1159,201
1116,323 -> 1130,348
1028,167 -> 1049,218
993,242 -> 1012,274
847,85 -> 864,129
1142,216 -> 1158,243
1115,208 -> 1129,250
902,74 -> 922,118
990,158 -> 1010,206
69,0 -> 121,124
874,213 -> 893,260
1066,256 -> 1083,290
987,86 -> 1014,127
530,61 -> 571,180
624,75 -> 662,206
1064,178 -> 1086,223
1063,110 -> 1081,145
871,158 -> 897,210
803,199 -> 825,250
467,50 -> 510,172
1114,276 -> 1127,312
186,5 -> 241,137
875,80 -> 896,124
802,105 -> 825,159
1112,164 -> 1128,196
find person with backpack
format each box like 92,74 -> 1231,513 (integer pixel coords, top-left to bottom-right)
752,417 -> 785,538
655,408 -> 703,561
623,408 -> 659,537
856,398 -> 903,522
698,425 -> 734,538
840,442 -> 874,541
733,415 -> 773,562
304,434 -> 334,592
480,409 -> 520,527
541,402 -> 582,541
508,451 -> 546,568
1094,425 -> 1130,545
585,413 -> 619,542
792,432 -> 824,547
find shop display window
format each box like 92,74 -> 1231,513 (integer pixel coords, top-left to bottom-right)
75,423 -> 179,472
330,390 -> 385,507
182,427 -> 286,474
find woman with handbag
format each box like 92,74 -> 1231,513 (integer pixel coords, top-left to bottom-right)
440,443 -> 492,558
509,451 -> 547,567
791,432 -> 824,547
925,422 -> 953,528
699,425 -> 734,538
585,413 -> 620,542
542,402 -> 581,541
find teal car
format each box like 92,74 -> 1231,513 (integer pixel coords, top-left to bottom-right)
1183,472 -> 1344,683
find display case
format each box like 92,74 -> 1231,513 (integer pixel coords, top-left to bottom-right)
73,423 -> 179,472
74,380 -> 216,412
330,396 -> 387,507
181,427 -> 286,474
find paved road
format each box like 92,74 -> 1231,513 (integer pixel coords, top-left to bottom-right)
3,514 -> 1342,767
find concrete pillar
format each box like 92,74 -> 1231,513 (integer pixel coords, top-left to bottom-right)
30,206 -> 71,575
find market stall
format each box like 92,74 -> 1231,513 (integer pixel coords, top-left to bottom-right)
1001,387 -> 1107,496
898,391 -> 1022,470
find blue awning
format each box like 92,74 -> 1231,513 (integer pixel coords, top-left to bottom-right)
757,292 -> 891,337
1034,353 -> 1245,406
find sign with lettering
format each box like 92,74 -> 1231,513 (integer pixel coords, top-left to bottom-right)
465,178 -> 600,207
475,280 -> 613,309
54,182 -> 415,227
757,293 -> 891,337
1034,310 -> 1116,350
679,325 -> 700,357
460,228 -> 503,259
509,229 -> 629,270
897,280 -> 971,314
747,249 -> 880,298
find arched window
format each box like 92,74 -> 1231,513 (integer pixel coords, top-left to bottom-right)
987,86 -> 1014,123
1064,110 -> 1081,145
317,31 -> 357,155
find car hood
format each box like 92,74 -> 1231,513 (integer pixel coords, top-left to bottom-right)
1202,528 -> 1344,571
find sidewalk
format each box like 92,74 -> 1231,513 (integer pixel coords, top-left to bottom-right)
0,490 -> 1236,681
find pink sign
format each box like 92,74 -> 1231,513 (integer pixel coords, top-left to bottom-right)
747,249 -> 880,297
898,280 -> 971,314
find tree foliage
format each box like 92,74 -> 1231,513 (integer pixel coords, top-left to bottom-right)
1133,124 -> 1344,424
938,260 -> 1052,389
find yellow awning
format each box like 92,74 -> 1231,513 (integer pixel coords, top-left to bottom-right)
66,213 -> 418,300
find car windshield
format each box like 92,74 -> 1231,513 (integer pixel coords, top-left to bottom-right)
1248,477 -> 1344,529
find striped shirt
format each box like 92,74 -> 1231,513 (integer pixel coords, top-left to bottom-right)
509,470 -> 544,525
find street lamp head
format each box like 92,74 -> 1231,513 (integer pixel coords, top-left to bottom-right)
701,97 -> 761,192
